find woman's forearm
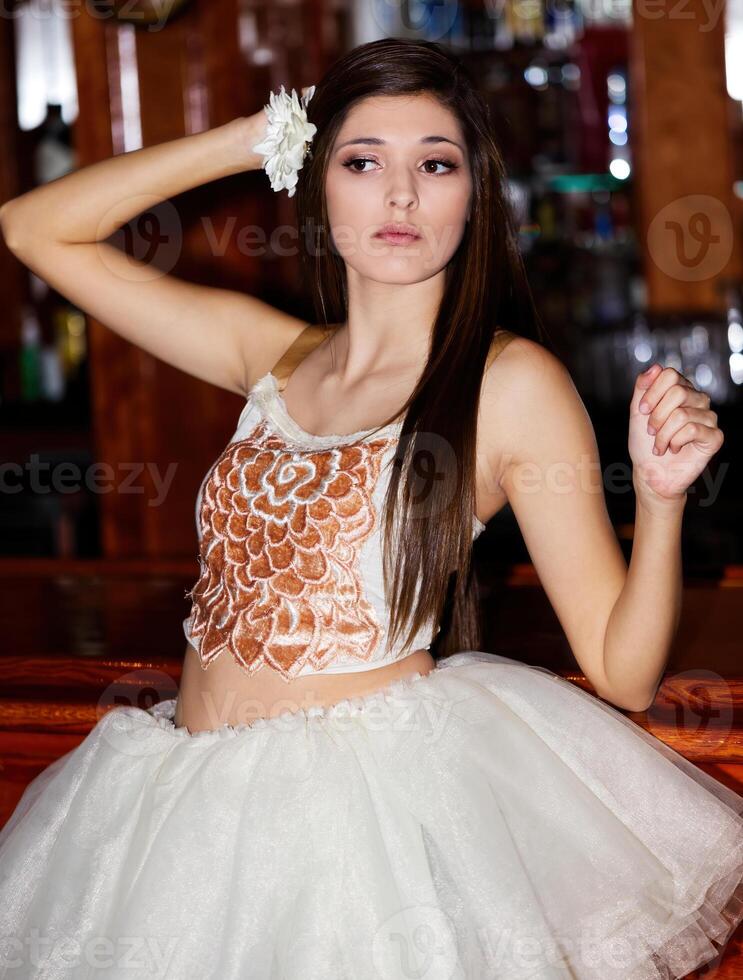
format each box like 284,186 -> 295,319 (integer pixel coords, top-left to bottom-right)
0,115 -> 264,248
601,487 -> 687,712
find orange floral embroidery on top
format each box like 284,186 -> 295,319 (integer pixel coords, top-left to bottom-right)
185,418 -> 397,680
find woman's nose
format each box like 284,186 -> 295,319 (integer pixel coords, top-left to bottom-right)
385,171 -> 418,210
386,188 -> 417,208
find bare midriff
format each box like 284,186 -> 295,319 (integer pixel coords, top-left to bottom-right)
173,641 -> 436,733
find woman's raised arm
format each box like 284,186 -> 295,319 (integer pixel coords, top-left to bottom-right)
0,113 -> 308,395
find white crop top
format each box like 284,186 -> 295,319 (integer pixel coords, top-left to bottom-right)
183,370 -> 486,681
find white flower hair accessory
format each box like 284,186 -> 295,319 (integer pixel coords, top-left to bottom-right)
251,84 -> 317,198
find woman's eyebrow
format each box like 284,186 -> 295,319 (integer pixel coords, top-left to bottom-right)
335,136 -> 465,152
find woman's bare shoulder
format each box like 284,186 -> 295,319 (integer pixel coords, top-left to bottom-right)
477,333 -> 572,495
482,331 -> 561,397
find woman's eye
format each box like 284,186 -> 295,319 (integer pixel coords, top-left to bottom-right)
341,157 -> 458,175
423,159 -> 457,174
342,158 -> 376,173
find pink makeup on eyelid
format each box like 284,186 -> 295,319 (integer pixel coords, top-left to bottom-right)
340,156 -> 459,173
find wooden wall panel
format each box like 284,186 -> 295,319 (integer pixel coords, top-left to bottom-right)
629,0 -> 742,313
0,10 -> 26,361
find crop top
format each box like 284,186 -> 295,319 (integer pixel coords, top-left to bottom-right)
183,325 -> 514,681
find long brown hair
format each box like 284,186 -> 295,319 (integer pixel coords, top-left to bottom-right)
294,37 -> 552,659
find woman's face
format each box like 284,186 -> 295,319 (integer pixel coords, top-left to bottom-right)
324,93 -> 473,283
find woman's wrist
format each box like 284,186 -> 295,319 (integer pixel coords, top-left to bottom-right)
632,474 -> 688,521
220,113 -> 268,176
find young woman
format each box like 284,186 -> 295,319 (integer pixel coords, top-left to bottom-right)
0,36 -> 741,980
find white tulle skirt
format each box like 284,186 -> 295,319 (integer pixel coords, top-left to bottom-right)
1,649 -> 742,980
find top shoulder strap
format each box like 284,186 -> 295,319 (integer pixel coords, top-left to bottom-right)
485,329 -> 518,371
270,323 -> 335,391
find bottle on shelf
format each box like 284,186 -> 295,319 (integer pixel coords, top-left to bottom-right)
40,343 -> 65,402
19,306 -> 42,402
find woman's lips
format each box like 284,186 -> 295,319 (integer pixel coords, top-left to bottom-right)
374,232 -> 421,245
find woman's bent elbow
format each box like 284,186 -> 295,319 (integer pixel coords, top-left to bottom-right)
0,199 -> 26,254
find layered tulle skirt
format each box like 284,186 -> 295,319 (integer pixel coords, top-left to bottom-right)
1,649 -> 742,979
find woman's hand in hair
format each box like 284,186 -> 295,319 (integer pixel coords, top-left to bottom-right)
226,111 -> 270,173
230,85 -> 312,174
